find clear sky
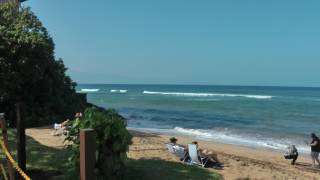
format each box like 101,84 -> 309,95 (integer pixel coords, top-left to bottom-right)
24,0 -> 320,87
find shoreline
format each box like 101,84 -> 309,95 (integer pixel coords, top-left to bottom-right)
25,126 -> 320,179
129,128 -> 311,161
128,127 -> 311,155
128,129 -> 320,179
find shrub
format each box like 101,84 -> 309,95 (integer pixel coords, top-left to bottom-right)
66,107 -> 132,179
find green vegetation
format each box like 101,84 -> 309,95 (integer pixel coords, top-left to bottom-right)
0,2 -> 85,127
1,129 -> 221,179
66,107 -> 133,179
0,129 -> 69,179
125,159 -> 221,180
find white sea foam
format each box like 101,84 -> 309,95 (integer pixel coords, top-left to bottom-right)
174,127 -> 213,137
110,89 -> 128,93
173,127 -> 309,153
143,91 -> 272,99
80,88 -> 100,92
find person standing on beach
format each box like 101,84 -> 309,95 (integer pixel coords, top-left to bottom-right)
308,133 -> 320,168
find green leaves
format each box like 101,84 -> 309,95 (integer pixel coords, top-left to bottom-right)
0,2 -> 84,127
66,107 -> 132,179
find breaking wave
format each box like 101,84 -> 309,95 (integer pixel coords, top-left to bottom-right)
110,89 -> 128,93
80,88 -> 100,92
143,91 -> 272,99
173,127 -> 309,153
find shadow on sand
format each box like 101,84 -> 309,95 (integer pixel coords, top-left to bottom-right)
25,134 -> 68,180
294,162 -> 320,173
125,158 -> 221,180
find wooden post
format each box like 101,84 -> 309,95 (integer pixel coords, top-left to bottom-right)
80,129 -> 96,180
0,113 -> 15,180
16,103 -> 26,172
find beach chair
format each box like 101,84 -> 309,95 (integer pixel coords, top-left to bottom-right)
173,146 -> 188,162
188,144 -> 209,167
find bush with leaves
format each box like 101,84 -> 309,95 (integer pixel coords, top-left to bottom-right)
66,107 -> 132,179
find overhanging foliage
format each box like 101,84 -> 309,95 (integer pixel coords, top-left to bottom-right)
0,2 -> 85,127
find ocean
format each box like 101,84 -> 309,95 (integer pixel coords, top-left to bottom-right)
77,84 -> 320,153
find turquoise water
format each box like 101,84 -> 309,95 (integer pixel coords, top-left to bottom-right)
77,84 -> 320,153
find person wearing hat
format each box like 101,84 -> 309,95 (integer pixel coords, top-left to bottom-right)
169,137 -> 178,145
169,137 -> 186,148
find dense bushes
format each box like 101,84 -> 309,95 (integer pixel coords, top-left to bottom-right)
1,2 -> 133,179
0,2 -> 85,127
66,107 -> 132,179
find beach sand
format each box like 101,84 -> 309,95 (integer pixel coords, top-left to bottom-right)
128,130 -> 320,180
26,127 -> 320,179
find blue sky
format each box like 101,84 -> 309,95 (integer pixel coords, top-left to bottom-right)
25,0 -> 320,87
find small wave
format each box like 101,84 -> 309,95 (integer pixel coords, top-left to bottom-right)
173,127 -> 309,153
143,91 -> 272,99
174,127 -> 213,137
110,89 -> 128,93
80,88 -> 100,92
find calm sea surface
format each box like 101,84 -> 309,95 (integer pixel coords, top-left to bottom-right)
77,84 -> 320,153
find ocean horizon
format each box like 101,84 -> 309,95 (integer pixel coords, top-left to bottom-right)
77,84 -> 320,154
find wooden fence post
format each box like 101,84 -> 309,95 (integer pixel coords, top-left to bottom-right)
80,129 -> 96,180
0,113 -> 15,180
16,103 -> 26,172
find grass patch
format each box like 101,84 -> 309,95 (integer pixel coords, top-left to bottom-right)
125,158 -> 221,180
25,134 -> 69,179
0,129 -> 68,180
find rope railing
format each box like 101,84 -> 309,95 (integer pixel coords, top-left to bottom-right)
0,139 -> 31,180
0,163 -> 9,180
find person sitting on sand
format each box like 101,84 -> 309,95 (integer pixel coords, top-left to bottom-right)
54,119 -> 69,129
52,112 -> 83,136
168,137 -> 186,149
168,137 -> 178,146
192,141 -> 198,147
189,141 -> 220,165
52,119 -> 69,136
284,145 -> 298,165
308,133 -> 320,168
166,137 -> 188,161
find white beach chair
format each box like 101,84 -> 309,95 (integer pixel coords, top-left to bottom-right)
173,146 -> 188,162
188,144 -> 209,167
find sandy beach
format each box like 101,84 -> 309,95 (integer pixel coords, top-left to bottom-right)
25,127 -> 320,179
128,130 -> 320,180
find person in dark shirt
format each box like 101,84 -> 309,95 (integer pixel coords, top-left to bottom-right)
308,133 -> 320,168
284,145 -> 298,165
